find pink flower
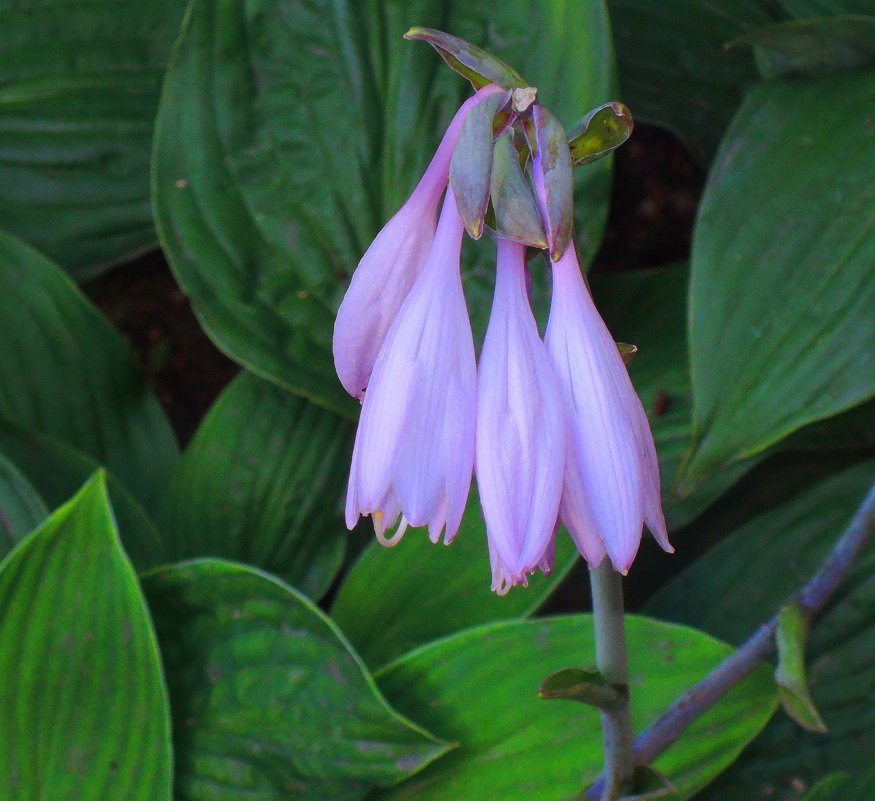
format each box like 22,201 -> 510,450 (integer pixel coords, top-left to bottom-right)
545,243 -> 673,572
476,239 -> 565,593
333,84 -> 506,398
345,189 -> 476,545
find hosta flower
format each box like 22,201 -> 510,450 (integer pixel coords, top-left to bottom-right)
333,84 -> 506,398
345,188 -> 476,545
476,239 -> 565,593
545,243 -> 673,572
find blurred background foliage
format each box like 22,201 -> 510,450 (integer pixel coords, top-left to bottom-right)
0,1 -> 872,800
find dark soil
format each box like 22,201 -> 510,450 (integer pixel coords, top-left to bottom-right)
592,125 -> 704,274
86,254 -> 239,447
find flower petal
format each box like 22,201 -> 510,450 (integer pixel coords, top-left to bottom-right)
545,243 -> 661,573
333,84 -> 507,398
476,239 -> 565,590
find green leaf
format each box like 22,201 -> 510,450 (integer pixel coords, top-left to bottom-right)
568,101 -> 634,166
142,559 -> 450,801
0,231 -> 178,509
735,16 -> 875,79
0,420 -> 169,570
802,766 -> 875,801
647,461 -> 875,799
0,0 -> 184,278
404,27 -> 527,90
0,451 -> 46,555
775,603 -> 828,733
801,773 -> 851,801
681,71 -> 875,491
589,263 -> 755,529
606,0 -> 783,161
331,495 -> 578,668
371,615 -> 778,801
0,473 -> 172,800
158,371 -> 352,599
450,91 -> 509,238
153,0 -> 615,413
539,667 -> 624,710
617,766 -> 677,801
778,0 -> 875,16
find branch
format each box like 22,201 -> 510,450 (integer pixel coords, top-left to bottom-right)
586,480 -> 875,797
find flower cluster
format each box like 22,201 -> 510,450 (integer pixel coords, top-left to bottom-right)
334,83 -> 672,593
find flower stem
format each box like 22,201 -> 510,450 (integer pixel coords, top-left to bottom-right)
590,561 -> 636,800
585,480 -> 875,799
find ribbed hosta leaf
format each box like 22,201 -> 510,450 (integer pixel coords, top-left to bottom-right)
0,473 -> 172,800
158,371 -> 351,599
0,0 -> 184,277
143,559 -> 450,801
0,232 -> 178,509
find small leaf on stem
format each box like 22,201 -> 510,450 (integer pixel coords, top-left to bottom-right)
617,766 -> 677,800
539,667 -> 625,710
617,342 -> 639,366
775,602 -> 828,733
404,27 -> 527,90
568,102 -> 634,166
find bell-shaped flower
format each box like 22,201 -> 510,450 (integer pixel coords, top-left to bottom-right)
345,188 -> 477,545
545,243 -> 673,573
476,239 -> 566,593
333,84 -> 506,398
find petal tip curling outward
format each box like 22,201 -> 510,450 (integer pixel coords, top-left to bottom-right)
546,242 -> 670,574
477,238 -> 565,593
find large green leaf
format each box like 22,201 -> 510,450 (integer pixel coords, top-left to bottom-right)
153,0 -> 615,414
648,461 -> 875,800
607,0 -> 784,161
736,16 -> 875,79
681,71 -> 875,491
0,0 -> 184,278
0,231 -> 178,508
142,559 -> 450,801
0,451 -> 46,556
158,371 -> 351,599
0,420 -> 168,570
778,0 -> 875,15
0,473 -> 172,800
589,263 -> 756,530
371,615 -> 778,801
331,494 -> 578,668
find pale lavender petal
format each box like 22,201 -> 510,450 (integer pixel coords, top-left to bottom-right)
476,239 -> 565,591
389,189 -> 475,535
546,243 -> 656,573
346,188 -> 476,546
629,394 -> 673,553
333,84 -> 506,398
334,204 -> 436,397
